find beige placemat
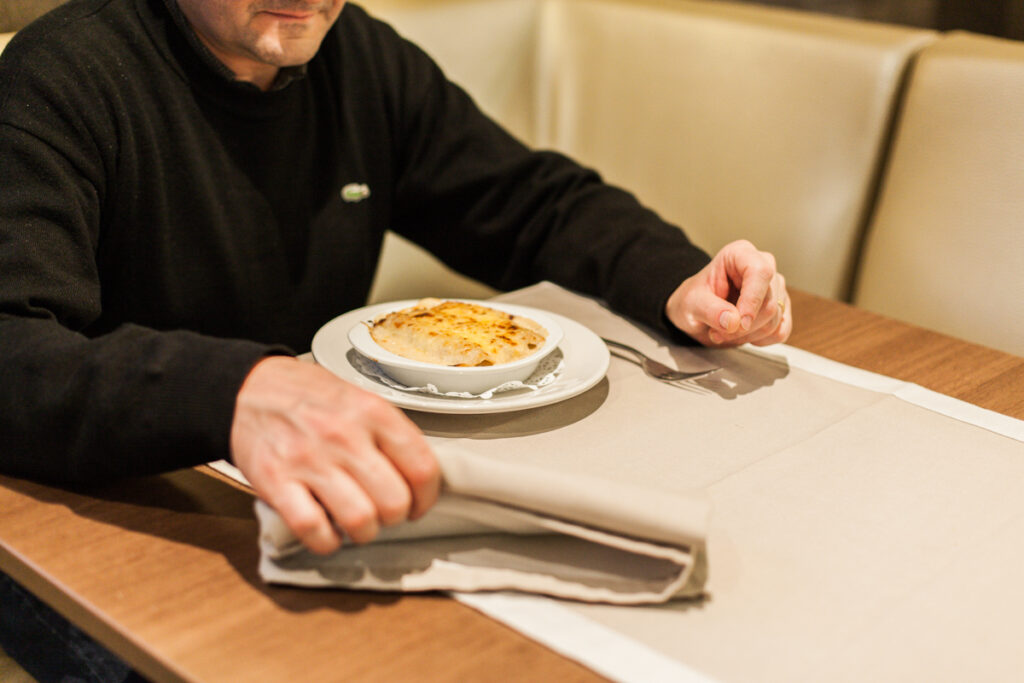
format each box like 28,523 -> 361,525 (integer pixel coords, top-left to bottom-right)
447,283 -> 1024,683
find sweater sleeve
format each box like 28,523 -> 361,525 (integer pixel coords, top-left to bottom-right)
0,59 -> 286,486
364,9 -> 712,332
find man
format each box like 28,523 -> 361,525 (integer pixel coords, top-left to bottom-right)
0,0 -> 789,678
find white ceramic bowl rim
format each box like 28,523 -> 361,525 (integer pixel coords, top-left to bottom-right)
347,299 -> 564,374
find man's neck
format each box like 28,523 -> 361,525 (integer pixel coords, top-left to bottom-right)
202,43 -> 279,91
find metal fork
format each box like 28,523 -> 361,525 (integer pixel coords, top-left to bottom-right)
601,338 -> 720,382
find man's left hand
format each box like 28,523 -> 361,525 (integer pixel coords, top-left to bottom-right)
665,239 -> 792,347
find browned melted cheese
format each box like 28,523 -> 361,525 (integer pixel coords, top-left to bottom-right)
369,299 -> 548,366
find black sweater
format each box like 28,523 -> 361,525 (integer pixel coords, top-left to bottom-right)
0,0 -> 710,484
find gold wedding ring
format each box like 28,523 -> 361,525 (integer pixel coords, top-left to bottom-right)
777,299 -> 786,316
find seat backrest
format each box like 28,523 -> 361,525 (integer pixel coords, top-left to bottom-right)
360,0 -> 543,303
362,0 -> 542,145
853,32 -> 1024,356
535,0 -> 934,300
0,0 -> 68,33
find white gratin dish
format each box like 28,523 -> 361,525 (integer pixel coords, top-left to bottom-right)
347,300 -> 564,395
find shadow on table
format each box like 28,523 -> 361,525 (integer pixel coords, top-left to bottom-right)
267,529 -> 704,603
2,471 -> 403,614
681,346 -> 790,400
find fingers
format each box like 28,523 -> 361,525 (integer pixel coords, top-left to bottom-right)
711,283 -> 790,346
306,461 -> 382,544
665,240 -> 792,347
337,400 -> 440,524
231,357 -> 441,555
726,290 -> 792,347
731,249 -> 776,334
689,285 -> 742,340
373,415 -> 441,520
269,480 -> 347,554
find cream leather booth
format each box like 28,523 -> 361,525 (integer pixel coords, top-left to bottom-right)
367,0 -> 936,303
360,0 -> 542,304
533,0 -> 934,301
853,32 -> 1024,357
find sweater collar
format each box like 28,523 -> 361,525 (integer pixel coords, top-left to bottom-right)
161,0 -> 307,92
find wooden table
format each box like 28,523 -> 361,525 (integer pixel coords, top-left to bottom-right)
2,290 -> 1022,682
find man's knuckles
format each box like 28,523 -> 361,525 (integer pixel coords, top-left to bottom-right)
375,490 -> 413,526
336,506 -> 380,544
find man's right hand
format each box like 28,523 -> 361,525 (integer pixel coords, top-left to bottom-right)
230,356 -> 441,555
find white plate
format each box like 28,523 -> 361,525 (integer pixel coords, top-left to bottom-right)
311,301 -> 609,414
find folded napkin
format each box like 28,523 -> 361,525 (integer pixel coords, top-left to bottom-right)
256,448 -> 709,604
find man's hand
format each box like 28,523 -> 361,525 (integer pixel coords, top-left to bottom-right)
665,239 -> 792,347
230,356 -> 440,555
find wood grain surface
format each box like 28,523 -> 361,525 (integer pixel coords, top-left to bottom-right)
788,290 -> 1024,419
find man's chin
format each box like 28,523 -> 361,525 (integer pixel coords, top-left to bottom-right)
249,16 -> 330,65
251,39 -> 322,68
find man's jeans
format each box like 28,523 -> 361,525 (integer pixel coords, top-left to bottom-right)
0,571 -> 148,683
